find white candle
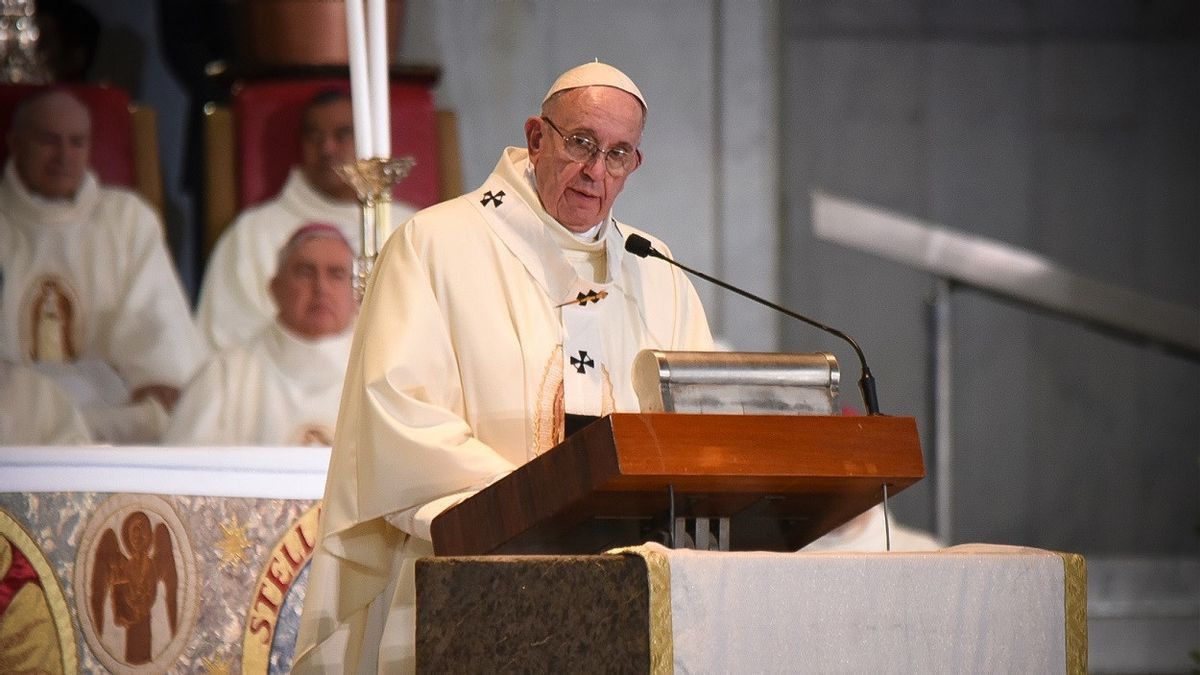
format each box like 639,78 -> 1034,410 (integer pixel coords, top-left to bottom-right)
344,0 -> 373,159
366,0 -> 391,157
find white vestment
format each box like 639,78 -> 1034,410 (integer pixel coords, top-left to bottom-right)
294,148 -> 713,673
195,168 -> 416,350
164,321 -> 353,445
801,504 -> 944,552
0,164 -> 207,443
0,360 -> 92,444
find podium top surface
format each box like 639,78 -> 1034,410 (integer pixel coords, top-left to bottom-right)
432,413 -> 925,555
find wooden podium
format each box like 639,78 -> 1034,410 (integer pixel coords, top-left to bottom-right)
431,413 -> 925,555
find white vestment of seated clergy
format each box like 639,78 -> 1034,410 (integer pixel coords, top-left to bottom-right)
292,147 -> 713,674
165,320 -> 353,446
0,360 -> 92,444
196,167 -> 416,351
0,163 -> 208,442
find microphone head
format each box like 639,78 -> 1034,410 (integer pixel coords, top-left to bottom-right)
624,233 -> 657,258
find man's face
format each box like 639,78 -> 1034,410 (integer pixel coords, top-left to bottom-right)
525,86 -> 644,233
10,93 -> 91,199
270,236 -> 356,339
299,98 -> 357,201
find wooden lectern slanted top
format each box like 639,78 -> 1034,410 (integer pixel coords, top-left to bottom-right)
431,413 -> 924,556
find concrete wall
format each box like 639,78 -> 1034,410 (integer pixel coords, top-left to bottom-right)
779,0 -> 1198,554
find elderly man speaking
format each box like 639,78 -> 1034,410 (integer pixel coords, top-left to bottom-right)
294,62 -> 713,673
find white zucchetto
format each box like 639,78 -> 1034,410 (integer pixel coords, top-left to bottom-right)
542,61 -> 647,111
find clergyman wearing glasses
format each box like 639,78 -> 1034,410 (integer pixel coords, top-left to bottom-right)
294,61 -> 714,674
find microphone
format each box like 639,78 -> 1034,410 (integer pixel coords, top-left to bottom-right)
624,233 -> 881,415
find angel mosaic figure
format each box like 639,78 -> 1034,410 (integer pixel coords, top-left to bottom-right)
89,511 -> 178,665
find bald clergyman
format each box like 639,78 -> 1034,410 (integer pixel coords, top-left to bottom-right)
165,223 -> 357,446
293,62 -> 714,673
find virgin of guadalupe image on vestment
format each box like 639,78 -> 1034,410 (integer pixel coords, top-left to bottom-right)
28,276 -> 78,362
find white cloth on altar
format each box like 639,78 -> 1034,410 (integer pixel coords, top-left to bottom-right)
293,147 -> 713,674
165,321 -> 353,446
802,504 -> 943,552
195,168 -> 416,351
0,360 -> 92,444
650,542 -> 1071,673
0,163 -> 207,442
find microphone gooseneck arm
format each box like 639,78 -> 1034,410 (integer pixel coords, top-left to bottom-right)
624,234 -> 881,415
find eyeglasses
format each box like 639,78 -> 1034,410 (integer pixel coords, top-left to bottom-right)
540,116 -> 640,177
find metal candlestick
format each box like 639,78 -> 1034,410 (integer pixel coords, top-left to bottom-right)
336,156 -> 415,302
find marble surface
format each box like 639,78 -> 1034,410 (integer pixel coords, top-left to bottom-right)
416,555 -> 651,673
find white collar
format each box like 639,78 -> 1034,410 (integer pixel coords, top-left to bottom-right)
573,220 -> 606,242
279,167 -> 359,219
1,160 -> 101,232
267,320 -> 355,387
472,147 -> 631,302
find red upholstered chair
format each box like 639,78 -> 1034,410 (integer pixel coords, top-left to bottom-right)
0,83 -> 163,216
203,78 -> 460,257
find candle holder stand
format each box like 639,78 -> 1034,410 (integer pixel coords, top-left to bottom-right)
336,155 -> 416,302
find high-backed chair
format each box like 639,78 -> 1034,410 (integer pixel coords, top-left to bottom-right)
203,78 -> 461,259
0,83 -> 164,218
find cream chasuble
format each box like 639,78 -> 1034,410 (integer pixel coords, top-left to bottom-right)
294,147 -> 713,673
0,163 -> 208,442
164,321 -> 353,445
195,168 -> 416,350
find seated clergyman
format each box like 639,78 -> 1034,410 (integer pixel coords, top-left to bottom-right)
166,223 -> 357,445
0,88 -> 207,443
195,89 -> 416,351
